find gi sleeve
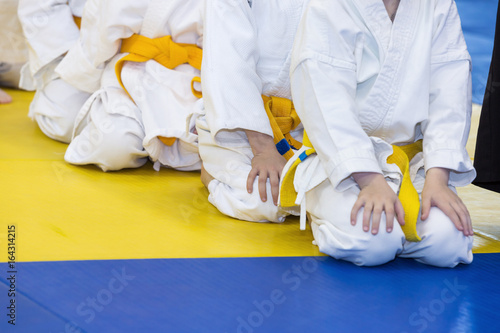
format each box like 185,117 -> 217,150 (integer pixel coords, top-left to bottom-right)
18,0 -> 80,89
290,0 -> 383,191
202,0 -> 273,147
422,0 -> 476,186
55,0 -> 147,93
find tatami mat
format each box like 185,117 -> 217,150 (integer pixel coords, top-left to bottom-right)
1,90 -> 498,263
0,86 -> 499,333
0,90 -> 324,262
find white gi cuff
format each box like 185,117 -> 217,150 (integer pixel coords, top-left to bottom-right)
424,148 -> 476,187
324,155 -> 383,192
56,42 -> 104,93
212,121 -> 274,149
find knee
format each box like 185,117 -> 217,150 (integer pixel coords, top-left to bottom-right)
33,112 -> 75,143
312,218 -> 405,267
65,113 -> 147,171
356,229 -> 405,266
413,208 -> 473,267
207,178 -> 285,223
30,78 -> 90,143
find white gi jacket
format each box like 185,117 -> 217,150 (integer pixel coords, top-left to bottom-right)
203,0 -> 308,147
56,0 -> 204,94
291,0 -> 476,191
59,0 -> 205,170
17,0 -> 86,89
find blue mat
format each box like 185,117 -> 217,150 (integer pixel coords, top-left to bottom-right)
1,254 -> 499,333
456,0 -> 498,104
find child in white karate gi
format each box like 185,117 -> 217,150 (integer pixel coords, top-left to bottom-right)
58,0 -> 205,172
286,0 -> 475,267
18,0 -> 90,142
197,0 -> 307,222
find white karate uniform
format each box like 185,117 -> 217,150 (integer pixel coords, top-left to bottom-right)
0,0 -> 28,88
197,0 -> 307,222
59,0 -> 204,171
18,0 -> 90,143
288,0 -> 475,267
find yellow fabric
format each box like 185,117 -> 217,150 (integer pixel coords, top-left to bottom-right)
302,130 -> 313,147
280,132 -> 315,208
73,16 -> 81,30
115,34 -> 202,94
387,140 -> 423,242
262,95 -> 302,160
159,137 -> 177,146
191,76 -> 202,99
115,34 -> 203,147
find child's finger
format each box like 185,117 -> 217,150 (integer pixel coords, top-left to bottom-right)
385,203 -> 395,232
459,200 -> 473,236
362,202 -> 373,232
258,170 -> 268,202
464,205 -> 473,236
351,199 -> 363,225
467,213 -> 474,236
420,197 -> 431,221
270,171 -> 280,206
247,168 -> 259,194
453,200 -> 473,236
395,200 -> 405,226
371,204 -> 383,235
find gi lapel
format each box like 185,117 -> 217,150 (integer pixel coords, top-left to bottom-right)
352,0 -> 420,136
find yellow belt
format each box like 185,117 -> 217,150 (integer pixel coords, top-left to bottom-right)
263,96 -> 302,160
280,136 -> 422,242
115,34 -> 203,146
73,16 -> 82,30
387,140 -> 422,242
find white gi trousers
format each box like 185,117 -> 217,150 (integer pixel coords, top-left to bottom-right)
197,117 -> 302,223
197,0 -> 308,222
288,0 -> 475,266
285,139 -> 473,267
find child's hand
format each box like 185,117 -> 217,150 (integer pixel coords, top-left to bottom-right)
421,168 -> 473,236
245,130 -> 287,205
351,172 -> 405,234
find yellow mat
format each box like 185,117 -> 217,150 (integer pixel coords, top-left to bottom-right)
0,89 -> 498,263
0,89 -> 321,262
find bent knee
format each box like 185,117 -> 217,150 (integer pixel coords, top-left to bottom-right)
413,208 -> 473,267
34,113 -> 75,143
207,179 -> 285,223
65,114 -> 147,171
31,79 -> 90,143
312,220 -> 405,266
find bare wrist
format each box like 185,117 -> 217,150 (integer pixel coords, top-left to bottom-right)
352,172 -> 385,189
425,167 -> 450,185
245,130 -> 275,155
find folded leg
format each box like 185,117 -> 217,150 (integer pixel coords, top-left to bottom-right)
306,174 -> 406,266
196,115 -> 287,223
